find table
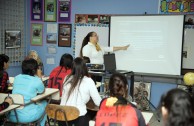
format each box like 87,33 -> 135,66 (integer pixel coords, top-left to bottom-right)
0,105 -> 20,116
31,88 -> 60,102
0,93 -> 24,115
7,76 -> 50,91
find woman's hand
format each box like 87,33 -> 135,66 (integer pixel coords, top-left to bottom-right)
122,44 -> 130,50
113,44 -> 130,51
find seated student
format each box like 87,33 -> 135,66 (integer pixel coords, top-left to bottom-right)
8,59 -> 47,126
83,56 -> 90,64
0,97 -> 13,112
59,57 -> 101,126
26,50 -> 43,72
95,73 -> 146,126
0,54 -> 11,93
48,53 -> 73,96
159,88 -> 194,126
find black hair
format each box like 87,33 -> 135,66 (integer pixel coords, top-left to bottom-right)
22,58 -> 38,76
80,32 -> 95,57
113,96 -> 128,106
82,56 -> 90,63
59,53 -> 73,69
64,57 -> 89,102
109,73 -> 128,98
0,54 -> 9,71
160,88 -> 194,126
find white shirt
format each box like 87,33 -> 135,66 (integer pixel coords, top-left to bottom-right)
60,76 -> 102,116
82,42 -> 113,64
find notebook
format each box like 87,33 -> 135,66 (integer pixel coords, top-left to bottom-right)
103,53 -> 130,74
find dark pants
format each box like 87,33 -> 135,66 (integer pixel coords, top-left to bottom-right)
58,115 -> 89,126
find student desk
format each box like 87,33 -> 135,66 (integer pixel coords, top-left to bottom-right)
1,88 -> 59,125
0,105 -> 20,116
31,88 -> 60,103
0,93 -> 24,116
8,76 -> 50,91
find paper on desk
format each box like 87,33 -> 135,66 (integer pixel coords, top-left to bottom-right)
9,77 -> 14,83
142,112 -> 153,124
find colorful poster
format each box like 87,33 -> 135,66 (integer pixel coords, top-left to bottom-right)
31,0 -> 44,21
31,23 -> 43,46
44,0 -> 57,22
160,0 -> 194,14
58,24 -> 71,47
58,0 -> 71,22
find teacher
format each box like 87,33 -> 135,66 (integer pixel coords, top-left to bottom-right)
80,31 -> 129,64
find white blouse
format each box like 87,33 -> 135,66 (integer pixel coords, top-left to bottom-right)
82,42 -> 113,64
60,76 -> 102,116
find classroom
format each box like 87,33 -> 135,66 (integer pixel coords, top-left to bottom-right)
1,0 -> 194,126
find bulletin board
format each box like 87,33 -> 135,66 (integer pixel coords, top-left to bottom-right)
0,0 -> 26,66
74,24 -> 109,57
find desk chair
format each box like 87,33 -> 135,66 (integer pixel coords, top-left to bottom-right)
46,104 -> 79,126
0,93 -> 45,126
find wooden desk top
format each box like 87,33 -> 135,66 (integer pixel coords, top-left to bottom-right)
0,104 -> 20,115
42,76 -> 49,82
31,88 -> 59,102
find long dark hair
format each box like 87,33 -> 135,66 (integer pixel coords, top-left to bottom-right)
0,54 -> 9,71
109,73 -> 128,99
80,32 -> 95,57
160,88 -> 194,126
59,53 -> 73,70
64,57 -> 89,101
54,53 -> 73,83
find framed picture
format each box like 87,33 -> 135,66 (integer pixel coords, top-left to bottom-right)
31,23 -> 43,46
31,0 -> 44,21
133,82 -> 151,111
75,14 -> 87,23
5,30 -> 21,49
58,0 -> 71,22
44,0 -> 57,22
99,15 -> 110,24
58,24 -> 71,47
88,15 -> 99,24
47,33 -> 57,44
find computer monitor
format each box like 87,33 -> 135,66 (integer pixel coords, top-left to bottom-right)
103,53 -> 116,72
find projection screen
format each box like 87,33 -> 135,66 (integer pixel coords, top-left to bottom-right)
110,15 -> 184,75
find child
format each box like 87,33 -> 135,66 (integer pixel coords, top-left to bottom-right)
0,54 -> 10,93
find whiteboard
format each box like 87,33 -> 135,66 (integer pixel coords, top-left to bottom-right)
74,24 -> 109,57
183,28 -> 194,69
110,15 -> 184,75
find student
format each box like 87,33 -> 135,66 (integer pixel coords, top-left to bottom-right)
48,53 -> 73,96
8,59 -> 47,126
0,97 -> 13,112
95,73 -> 146,126
26,50 -> 43,71
0,54 -> 10,93
159,88 -> 194,126
59,57 -> 101,126
80,32 -> 130,64
82,56 -> 90,64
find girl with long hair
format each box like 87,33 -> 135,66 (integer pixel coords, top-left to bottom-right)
60,57 -> 101,126
160,88 -> 194,126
